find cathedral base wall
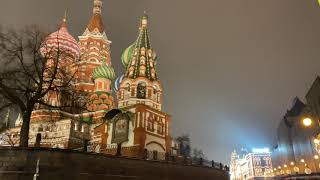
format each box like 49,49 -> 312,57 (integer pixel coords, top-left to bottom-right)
0,147 -> 229,180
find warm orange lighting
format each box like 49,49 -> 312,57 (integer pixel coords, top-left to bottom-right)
301,159 -> 305,163
278,166 -> 281,169
290,162 -> 294,166
315,155 -> 319,160
284,164 -> 287,168
303,118 -> 312,127
314,139 -> 320,144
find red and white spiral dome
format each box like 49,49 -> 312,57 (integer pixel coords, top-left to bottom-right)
40,20 -> 80,60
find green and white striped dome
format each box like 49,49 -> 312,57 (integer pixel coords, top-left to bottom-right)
121,43 -> 135,68
121,43 -> 158,68
92,63 -> 116,80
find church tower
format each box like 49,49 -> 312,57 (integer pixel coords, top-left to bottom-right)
114,13 -> 171,154
77,0 -> 113,94
39,13 -> 80,111
118,13 -> 162,111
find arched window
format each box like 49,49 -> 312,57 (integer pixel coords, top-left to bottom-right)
147,121 -> 153,131
137,82 -> 146,99
140,56 -> 146,65
157,123 -> 164,134
126,83 -> 130,92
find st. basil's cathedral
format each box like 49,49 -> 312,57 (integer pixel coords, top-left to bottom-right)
1,0 -> 172,157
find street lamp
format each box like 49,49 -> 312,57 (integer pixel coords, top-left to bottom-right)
303,117 -> 313,127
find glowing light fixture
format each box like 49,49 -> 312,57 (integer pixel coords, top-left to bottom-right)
301,159 -> 305,163
314,139 -> 320,144
303,118 -> 312,127
290,162 -> 294,166
315,155 -> 319,160
284,164 -> 287,168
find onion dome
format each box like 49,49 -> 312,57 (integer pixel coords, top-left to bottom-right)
113,74 -> 124,92
121,43 -> 135,67
92,63 -> 116,80
122,42 -> 158,68
40,16 -> 80,60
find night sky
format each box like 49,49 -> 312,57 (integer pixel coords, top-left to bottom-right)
1,0 -> 320,164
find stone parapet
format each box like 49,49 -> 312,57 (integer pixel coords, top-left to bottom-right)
0,147 -> 229,180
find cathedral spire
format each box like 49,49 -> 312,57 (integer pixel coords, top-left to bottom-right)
141,11 -> 148,28
118,13 -> 163,111
86,0 -> 105,33
122,13 -> 158,81
93,0 -> 103,14
60,10 -> 68,29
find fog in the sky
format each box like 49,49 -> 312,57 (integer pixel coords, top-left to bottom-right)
1,0 -> 320,163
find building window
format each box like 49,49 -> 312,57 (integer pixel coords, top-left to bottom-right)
157,124 -> 164,135
147,121 -> 153,131
131,88 -> 135,97
137,82 -> 146,99
121,90 -> 124,99
98,82 -> 102,89
148,89 -> 152,98
126,83 -> 130,92
74,122 -> 78,131
157,93 -> 161,103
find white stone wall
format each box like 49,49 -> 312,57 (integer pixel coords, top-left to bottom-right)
145,134 -> 166,152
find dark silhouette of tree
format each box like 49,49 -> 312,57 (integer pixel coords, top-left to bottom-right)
175,134 -> 191,157
192,147 -> 206,164
0,26 -> 85,147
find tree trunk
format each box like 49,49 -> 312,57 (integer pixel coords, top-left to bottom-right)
19,109 -> 32,147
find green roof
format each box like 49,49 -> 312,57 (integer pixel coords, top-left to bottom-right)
81,116 -> 92,123
92,63 -> 116,80
121,43 -> 135,68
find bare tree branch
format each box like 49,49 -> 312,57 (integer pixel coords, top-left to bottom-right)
0,26 -> 87,147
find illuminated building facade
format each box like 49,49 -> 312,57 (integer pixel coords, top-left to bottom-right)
271,77 -> 320,178
230,149 -> 273,180
0,0 -> 172,156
